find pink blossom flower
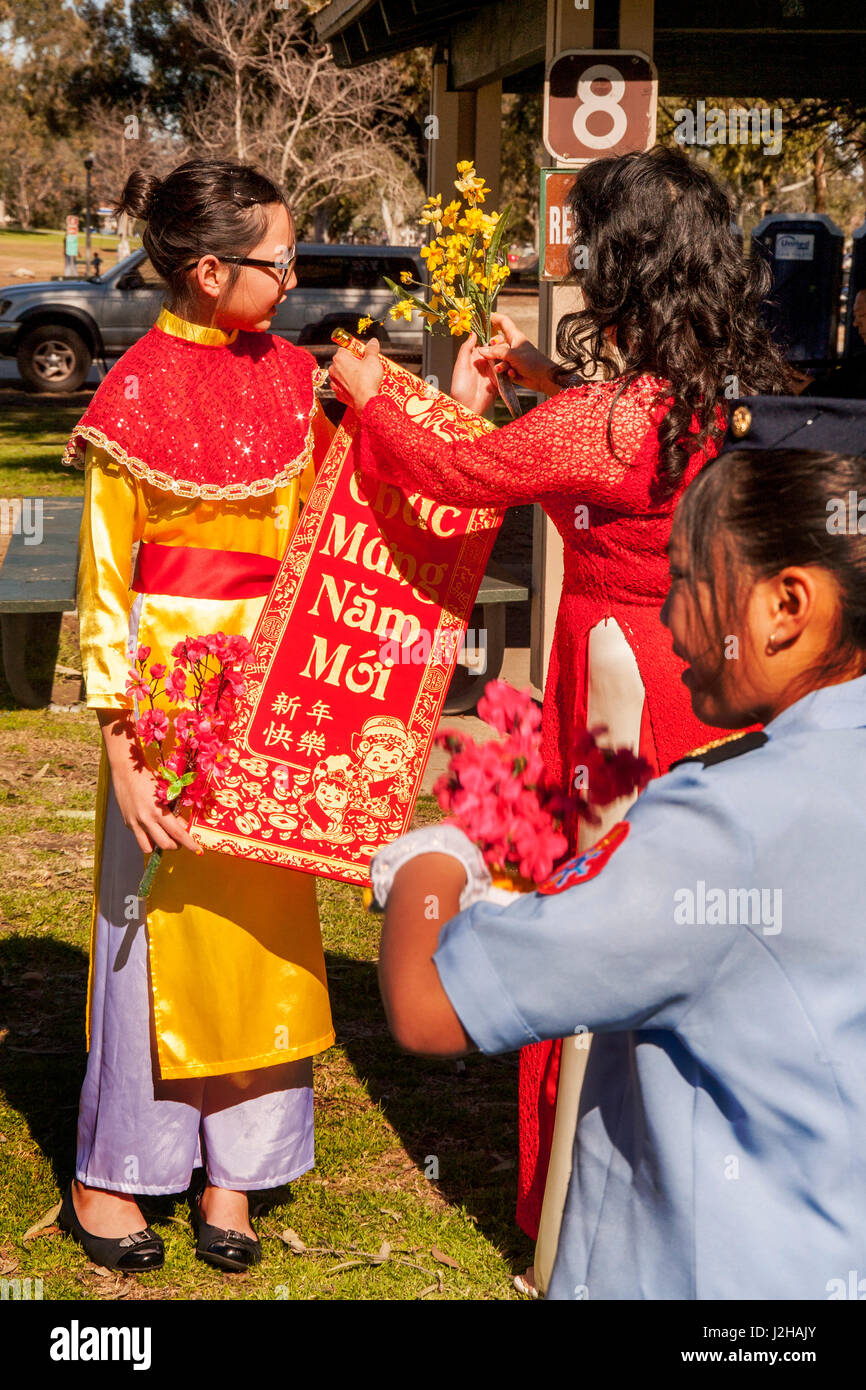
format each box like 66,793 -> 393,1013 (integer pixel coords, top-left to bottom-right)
184,637 -> 209,665
173,709 -> 195,738
125,669 -> 151,698
136,708 -> 169,745
165,666 -> 187,702
226,634 -> 253,664
221,667 -> 246,696
477,680 -> 540,737
432,773 -> 454,810
434,731 -> 466,758
515,828 -> 568,883
196,740 -> 230,775
136,644 -> 151,663
136,630 -> 258,835
434,679 -> 653,884
183,775 -> 212,811
165,750 -> 187,779
204,632 -> 228,658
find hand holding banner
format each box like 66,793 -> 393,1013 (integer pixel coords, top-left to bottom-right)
189,342 -> 503,885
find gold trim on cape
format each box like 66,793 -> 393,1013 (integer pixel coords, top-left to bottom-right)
62,422 -> 315,502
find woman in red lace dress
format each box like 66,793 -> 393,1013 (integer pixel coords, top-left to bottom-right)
331,146 -> 792,1286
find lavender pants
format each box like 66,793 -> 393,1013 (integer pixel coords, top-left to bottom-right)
75,779 -> 315,1195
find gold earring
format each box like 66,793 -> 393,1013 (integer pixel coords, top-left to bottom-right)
766,632 -> 779,654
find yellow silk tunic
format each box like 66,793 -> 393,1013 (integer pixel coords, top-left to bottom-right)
77,308 -> 336,1079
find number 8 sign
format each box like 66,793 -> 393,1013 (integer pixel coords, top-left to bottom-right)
544,51 -> 657,164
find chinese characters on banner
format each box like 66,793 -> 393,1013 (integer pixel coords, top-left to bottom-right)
189,349 -> 502,885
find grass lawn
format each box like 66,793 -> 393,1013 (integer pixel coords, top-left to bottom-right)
0,229 -> 139,288
0,393 -> 530,1301
0,228 -> 132,501
0,707 -> 528,1302
0,391 -> 91,497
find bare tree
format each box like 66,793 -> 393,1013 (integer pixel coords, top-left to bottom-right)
183,0 -> 273,164
0,94 -> 79,228
84,101 -> 187,193
179,0 -> 422,238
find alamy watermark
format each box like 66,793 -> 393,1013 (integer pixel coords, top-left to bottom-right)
826,1269 -> 866,1299
378,627 -> 488,674
0,498 -> 43,545
1,1276 -> 43,1299
673,101 -> 782,157
826,492 -> 866,535
674,881 -> 782,935
50,1321 -> 151,1369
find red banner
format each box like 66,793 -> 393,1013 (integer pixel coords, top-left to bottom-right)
189,351 -> 502,885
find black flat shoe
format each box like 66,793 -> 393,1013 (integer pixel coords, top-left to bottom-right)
189,1187 -> 262,1273
59,1185 -> 164,1272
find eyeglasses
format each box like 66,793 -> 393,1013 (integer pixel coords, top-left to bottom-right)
183,247 -> 297,287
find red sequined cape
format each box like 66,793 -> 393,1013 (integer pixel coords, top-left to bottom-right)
359,375 -> 726,1238
63,321 -> 324,500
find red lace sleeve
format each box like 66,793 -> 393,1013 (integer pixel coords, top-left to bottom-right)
358,376 -> 668,509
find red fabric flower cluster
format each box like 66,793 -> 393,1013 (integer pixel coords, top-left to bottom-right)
125,633 -> 253,815
433,679 -> 652,884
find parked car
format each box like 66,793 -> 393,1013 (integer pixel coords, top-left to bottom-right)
0,244 -> 425,392
507,242 -> 539,284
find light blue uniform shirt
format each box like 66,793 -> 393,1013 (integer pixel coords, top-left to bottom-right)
433,676 -> 866,1300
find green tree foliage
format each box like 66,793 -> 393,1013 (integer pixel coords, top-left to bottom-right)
657,96 -> 866,236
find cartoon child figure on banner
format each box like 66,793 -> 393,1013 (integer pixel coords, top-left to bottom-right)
299,755 -> 356,843
351,716 -> 418,824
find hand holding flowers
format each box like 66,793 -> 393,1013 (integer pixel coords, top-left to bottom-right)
331,162 -> 523,421
390,162 -> 511,343
434,680 -> 652,886
124,632 -> 253,896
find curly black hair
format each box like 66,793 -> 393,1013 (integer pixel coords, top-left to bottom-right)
555,146 -> 795,498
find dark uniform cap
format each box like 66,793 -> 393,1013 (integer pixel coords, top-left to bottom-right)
722,395 -> 866,458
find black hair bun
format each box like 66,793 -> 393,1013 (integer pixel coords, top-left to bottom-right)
114,169 -> 162,221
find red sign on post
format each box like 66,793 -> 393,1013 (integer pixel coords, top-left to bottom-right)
543,50 -> 657,164
540,169 -> 578,281
66,216 -> 79,235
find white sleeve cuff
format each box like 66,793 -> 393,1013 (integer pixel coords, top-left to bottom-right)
370,824 -> 495,911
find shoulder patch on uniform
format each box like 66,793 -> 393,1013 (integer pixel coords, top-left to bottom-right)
537,822 -> 630,896
670,729 -> 768,770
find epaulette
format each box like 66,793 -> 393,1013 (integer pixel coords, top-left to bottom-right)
670,729 -> 768,770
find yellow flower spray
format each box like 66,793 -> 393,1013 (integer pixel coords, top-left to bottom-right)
358,162 -> 520,415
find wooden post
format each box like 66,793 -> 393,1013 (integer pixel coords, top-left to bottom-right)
619,0 -> 655,54
419,63 -> 500,391
474,79 -> 503,209
530,0 -> 595,691
422,61 -> 502,392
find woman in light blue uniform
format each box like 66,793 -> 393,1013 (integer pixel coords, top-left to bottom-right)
372,431 -> 866,1300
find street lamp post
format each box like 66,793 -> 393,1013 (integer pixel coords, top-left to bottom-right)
83,152 -> 94,276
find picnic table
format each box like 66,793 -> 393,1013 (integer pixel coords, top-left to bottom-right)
0,497 -> 82,707
442,569 -> 529,714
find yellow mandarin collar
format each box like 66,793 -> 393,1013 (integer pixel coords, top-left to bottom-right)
156,305 -> 238,347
